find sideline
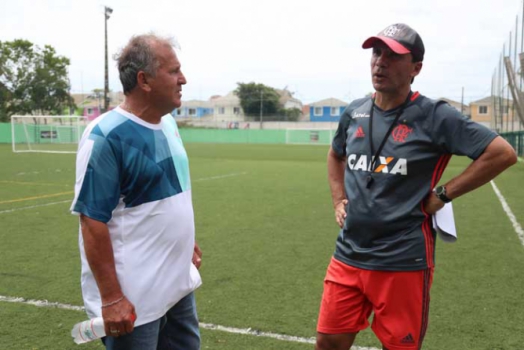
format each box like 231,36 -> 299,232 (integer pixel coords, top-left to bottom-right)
490,180 -> 524,246
0,295 -> 379,350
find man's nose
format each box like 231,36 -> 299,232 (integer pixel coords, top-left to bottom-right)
179,72 -> 187,85
375,53 -> 388,67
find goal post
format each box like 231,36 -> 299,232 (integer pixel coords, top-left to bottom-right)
285,128 -> 335,145
11,115 -> 87,153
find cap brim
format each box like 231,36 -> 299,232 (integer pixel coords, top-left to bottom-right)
362,36 -> 410,54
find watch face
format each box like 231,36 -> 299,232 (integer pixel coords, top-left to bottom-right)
435,186 -> 451,202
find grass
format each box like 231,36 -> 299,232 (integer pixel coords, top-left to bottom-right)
0,143 -> 523,349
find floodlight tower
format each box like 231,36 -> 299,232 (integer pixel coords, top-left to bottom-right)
104,6 -> 113,112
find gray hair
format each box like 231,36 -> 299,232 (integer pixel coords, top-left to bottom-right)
115,34 -> 178,94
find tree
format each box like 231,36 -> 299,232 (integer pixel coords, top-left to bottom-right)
0,82 -> 9,122
235,82 -> 280,121
280,107 -> 302,122
0,39 -> 74,121
89,88 -> 105,111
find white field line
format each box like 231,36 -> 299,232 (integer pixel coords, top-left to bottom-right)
0,295 -> 84,311
0,200 -> 71,215
193,172 -> 248,182
0,295 -> 379,350
490,180 -> 524,246
200,323 -> 316,344
199,323 -> 379,350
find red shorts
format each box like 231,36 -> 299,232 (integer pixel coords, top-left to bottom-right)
317,258 -> 434,350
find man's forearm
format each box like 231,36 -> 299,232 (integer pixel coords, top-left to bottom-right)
445,136 -> 517,200
80,215 -> 123,303
327,148 -> 346,207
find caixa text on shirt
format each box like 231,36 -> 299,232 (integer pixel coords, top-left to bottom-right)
347,154 -> 408,175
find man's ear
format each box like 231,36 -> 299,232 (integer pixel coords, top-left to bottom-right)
136,71 -> 152,92
412,62 -> 423,79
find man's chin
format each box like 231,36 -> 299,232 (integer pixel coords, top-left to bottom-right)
372,83 -> 392,93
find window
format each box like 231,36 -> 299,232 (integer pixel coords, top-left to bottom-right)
314,107 -> 322,116
188,108 -> 196,116
504,106 -> 510,114
330,107 -> 338,116
219,107 -> 225,115
478,106 -> 488,114
87,108 -> 93,115
233,107 -> 240,115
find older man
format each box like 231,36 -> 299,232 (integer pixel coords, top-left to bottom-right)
315,23 -> 517,350
71,34 -> 202,350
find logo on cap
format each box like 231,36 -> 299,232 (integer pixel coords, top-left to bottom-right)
383,25 -> 401,37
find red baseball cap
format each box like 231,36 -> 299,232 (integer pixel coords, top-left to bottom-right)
362,23 -> 425,62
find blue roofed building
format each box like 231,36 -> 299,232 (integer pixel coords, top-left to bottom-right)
172,100 -> 214,118
309,98 -> 347,122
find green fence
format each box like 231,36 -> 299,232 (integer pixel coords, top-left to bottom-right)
1,122 -> 82,152
501,131 -> 524,158
0,123 -> 334,146
1,122 -> 522,157
178,129 -> 285,144
0,123 -> 10,143
0,122 -> 81,144
178,128 -> 334,145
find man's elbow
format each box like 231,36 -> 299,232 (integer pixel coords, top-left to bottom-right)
488,136 -> 518,169
496,142 -> 518,170
500,144 -> 518,169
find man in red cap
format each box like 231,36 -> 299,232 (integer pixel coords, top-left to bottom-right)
315,23 -> 517,350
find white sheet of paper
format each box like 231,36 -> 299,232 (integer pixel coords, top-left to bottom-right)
432,202 -> 457,243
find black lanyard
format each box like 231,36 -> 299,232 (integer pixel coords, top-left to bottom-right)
366,92 -> 412,189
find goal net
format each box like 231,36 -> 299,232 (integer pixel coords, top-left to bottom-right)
11,115 -> 88,153
285,128 -> 335,145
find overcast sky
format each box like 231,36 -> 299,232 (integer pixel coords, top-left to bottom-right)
1,0 -> 522,104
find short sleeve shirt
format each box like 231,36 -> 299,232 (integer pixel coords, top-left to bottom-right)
70,107 -> 201,326
331,93 -> 498,271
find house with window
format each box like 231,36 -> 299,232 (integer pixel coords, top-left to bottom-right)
276,88 -> 303,111
309,98 -> 347,122
71,92 -> 124,120
173,100 -> 213,118
211,91 -> 244,121
469,96 -> 515,130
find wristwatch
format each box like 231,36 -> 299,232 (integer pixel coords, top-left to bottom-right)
433,185 -> 452,203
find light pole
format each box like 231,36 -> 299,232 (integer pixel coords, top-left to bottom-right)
104,6 -> 113,112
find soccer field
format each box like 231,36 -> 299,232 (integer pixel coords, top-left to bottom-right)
0,143 -> 523,350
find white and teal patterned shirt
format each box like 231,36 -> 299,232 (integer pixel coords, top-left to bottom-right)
71,107 -> 201,326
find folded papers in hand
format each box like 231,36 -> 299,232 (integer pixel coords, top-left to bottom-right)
432,202 -> 457,243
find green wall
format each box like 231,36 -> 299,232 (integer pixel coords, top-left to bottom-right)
178,129 -> 286,144
0,123 -> 82,144
1,123 -> 333,146
177,129 -> 333,145
1,122 -> 522,156
503,131 -> 524,157
0,123 -> 11,143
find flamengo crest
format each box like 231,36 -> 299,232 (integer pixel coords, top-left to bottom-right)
392,124 -> 413,143
383,25 -> 401,37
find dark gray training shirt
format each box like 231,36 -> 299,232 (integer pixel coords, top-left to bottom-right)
331,92 -> 497,271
